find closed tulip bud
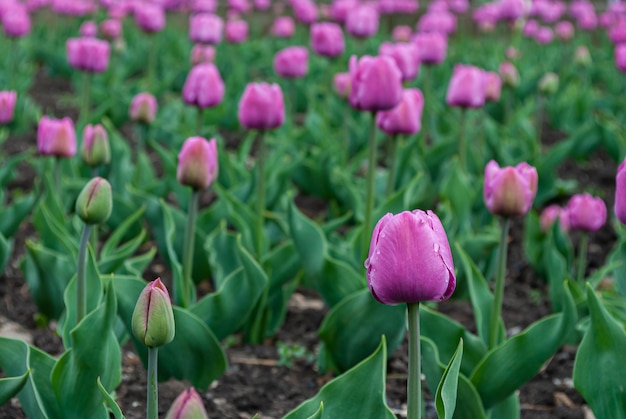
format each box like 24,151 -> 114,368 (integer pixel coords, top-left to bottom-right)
310,22 -> 345,58
330,0 -> 357,23
540,204 -> 569,232
75,177 -> 113,225
190,0 -> 217,13
2,5 -> 31,38
483,160 -> 538,217
535,26 -> 554,44
566,193 -> 607,232
225,19 -> 248,43
365,210 -> 456,305
228,0 -> 251,13
378,42 -> 420,82
349,55 -> 403,112
100,19 -> 122,41
392,25 -> 413,42
333,72 -> 351,99
499,61 -> 520,88
0,91 -> 17,125
82,124 -> 110,167
271,16 -> 295,38
190,44 -> 216,65
165,388 -> 209,419
37,116 -> 77,158
79,20 -> 97,37
292,0 -> 318,24
130,93 -> 158,124
446,64 -> 488,109
485,71 -> 502,102
615,44 -> 626,73
189,13 -> 223,44
132,278 -> 175,348
555,21 -> 574,41
417,11 -> 457,35
505,46 -> 520,60
177,137 -> 218,190
345,5 -> 379,39
538,72 -> 559,94
575,46 -> 592,67
411,32 -> 447,65
273,46 -> 309,79
182,63 -> 225,108
238,82 -> 285,130
376,88 -> 424,135
615,159 -> 626,224
66,37 -> 111,73
134,3 -> 166,33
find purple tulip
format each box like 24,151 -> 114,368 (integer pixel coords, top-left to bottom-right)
165,388 -> 209,419
392,25 -> 413,42
345,5 -> 379,39
273,46 -> 308,79
134,3 -> 166,33
349,55 -> 403,112
190,0 -> 217,13
540,204 -> 570,232
333,72 -> 351,99
566,193 -> 607,232
271,16 -> 295,37
66,37 -> 111,73
100,18 -> 122,40
228,0 -> 251,13
0,91 -> 17,125
82,124 -> 110,167
484,71 -> 502,102
615,158 -> 626,225
182,63 -> 225,108
378,42 -> 420,82
310,22 -> 344,58
189,13 -> 223,44
330,0 -> 358,23
2,4 -> 31,38
446,64 -> 488,109
411,32 -> 447,65
615,43 -> 626,72
253,0 -> 271,11
483,160 -> 538,217
225,19 -> 248,43
177,137 -> 218,190
292,0 -> 318,24
499,61 -> 520,87
190,44 -> 216,65
555,21 -> 575,41
417,11 -> 457,35
130,92 -> 158,124
238,82 -> 285,130
37,116 -> 77,158
365,210 -> 456,305
535,26 -> 554,44
497,0 -> 526,22
376,88 -> 424,136
79,20 -> 97,37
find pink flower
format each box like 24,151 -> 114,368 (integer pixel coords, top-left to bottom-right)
37,116 -> 77,158
411,32 -> 447,65
131,278 -> 175,348
134,3 -> 166,33
66,37 -> 110,73
273,46 -> 309,79
177,137 -> 218,190
1,4 -> 31,38
485,71 -> 502,102
190,44 -> 216,64
190,0 -> 217,13
365,210 -> 456,305
378,42 -> 420,82
555,21 -> 574,41
376,88 -> 424,136
225,19 -> 248,43
499,61 -> 520,87
79,20 -> 97,37
238,82 -> 285,130
310,22 -> 344,58
165,388 -> 209,419
345,5 -> 379,39
446,64 -> 488,109
392,25 -> 413,42
130,92 -> 158,124
0,91 -> 17,125
565,193 -> 607,232
540,204 -> 569,232
349,55 -> 403,112
189,13 -> 223,44
292,0 -> 318,24
100,19 -> 122,40
616,44 -> 626,72
615,158 -> 626,225
271,16 -> 295,38
330,0 -> 358,23
417,11 -> 457,35
333,72 -> 351,99
483,160 -> 538,217
182,63 -> 225,108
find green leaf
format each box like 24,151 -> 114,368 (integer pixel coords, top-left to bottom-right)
573,283 -> 626,419
97,376 -> 125,419
161,200 -> 186,306
318,289 -> 405,373
436,339 -> 464,419
0,193 -> 36,237
288,199 -> 327,278
284,336 -> 395,419
306,402 -> 324,419
98,206 -> 146,274
205,221 -> 241,289
0,369 -> 30,405
316,256 -> 366,308
0,233 -> 10,275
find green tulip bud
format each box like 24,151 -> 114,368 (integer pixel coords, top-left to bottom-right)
538,72 -> 559,95
132,278 -> 175,348
81,124 -> 111,167
75,177 -> 112,225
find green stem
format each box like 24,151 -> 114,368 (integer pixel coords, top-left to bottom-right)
361,113 -> 378,261
343,104 -> 351,163
255,131 -> 266,260
407,302 -> 421,419
53,157 -> 61,188
576,233 -> 588,283
147,33 -> 158,90
146,346 -> 159,419
458,108 -> 468,171
196,107 -> 203,136
489,217 -> 510,349
80,72 -> 92,127
76,224 -> 92,324
386,134 -> 398,196
181,189 -> 199,308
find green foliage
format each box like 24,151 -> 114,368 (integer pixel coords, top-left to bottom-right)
435,339 -> 464,419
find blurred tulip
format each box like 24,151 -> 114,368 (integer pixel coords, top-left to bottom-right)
446,64 -> 487,109
75,177 -> 113,225
615,158 -> 626,224
616,43 -> 626,72
566,193 -> 607,232
365,210 -> 456,305
292,0 -> 318,24
535,26 -> 554,43
333,72 -> 351,98
130,92 -> 158,124
485,71 -> 502,102
378,42 -> 420,82
228,0 -> 250,13
190,44 -> 216,64
540,204 -> 569,232
253,0 -> 270,10
345,5 -> 379,39
66,37 -> 111,73
411,32 -> 447,64
523,19 -> 540,37
82,124 -> 110,167
37,116 -> 76,158
225,19 -> 248,43
392,25 -> 412,42
417,11 -> 457,35
190,0 -> 217,13
132,278 -> 175,348
483,160 -> 538,217
1,4 -> 31,37
189,13 -> 223,44
575,45 -> 592,66
310,22 -> 344,58
274,46 -> 308,78
182,63 -> 225,108
177,137 -> 218,190
498,0 -> 526,22
100,18 -> 122,40
79,20 -> 97,37
505,46 -> 520,60
330,0 -> 358,23
499,61 -> 520,87
0,91 -> 17,125
376,88 -> 424,135
349,55 -> 403,112
555,20 -> 574,40
165,388 -> 209,419
134,3 -> 166,33
271,16 -> 295,37
238,82 -> 285,130
538,72 -> 559,93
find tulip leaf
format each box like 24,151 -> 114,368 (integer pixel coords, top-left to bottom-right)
0,193 -> 36,238
205,221 -> 241,289
119,246 -> 157,277
97,376 -> 125,419
0,369 -> 29,406
98,206 -> 146,274
318,289 -> 405,373
161,199 -> 187,306
288,198 -> 327,279
573,284 -> 626,419
0,233 -> 10,275
284,336 -> 395,419
470,281 -> 576,408
306,402 -> 324,419
436,339 -> 464,419
317,256 -> 366,308
214,183 -> 260,254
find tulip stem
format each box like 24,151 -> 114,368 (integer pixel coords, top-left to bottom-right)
255,130 -> 266,260
489,217 -> 510,349
181,189 -> 199,308
407,302 -> 421,419
386,134 -> 398,196
196,107 -> 203,136
576,233 -> 588,283
80,72 -> 92,127
53,157 -> 61,189
76,224 -> 92,325
458,108 -> 468,172
146,346 -> 159,419
147,34 -> 158,91
362,113 -> 378,262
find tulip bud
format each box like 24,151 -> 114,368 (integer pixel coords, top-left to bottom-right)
538,72 -> 559,94
345,5 -> 379,39
0,91 -> 17,125
79,20 -> 97,37
555,21 -> 574,41
540,204 -> 569,232
273,46 -> 309,79
225,19 -> 248,44
310,22 -> 345,58
565,193 -> 607,232
177,137 -> 218,190
100,19 -> 122,41
37,116 -> 77,158
333,72 -> 351,99
165,388 -> 209,419
132,278 -> 175,348
375,88 -> 424,135
190,44 -> 216,65
483,160 -> 538,217
378,42 -> 420,83
189,13 -> 223,44
66,37 -> 111,73
411,32 -> 447,65
392,25 -> 412,42
484,71 -> 502,102
2,5 -> 31,38
445,64 -> 488,109
271,16 -> 295,38
575,46 -> 592,67
348,55 -> 403,112
130,93 -> 158,124
499,61 -> 520,88
505,46 -> 519,60
616,159 -> 626,225
365,210 -> 456,305
182,63 -> 225,109
238,82 -> 285,130
82,124 -> 110,167
134,3 -> 166,33
75,177 -> 113,225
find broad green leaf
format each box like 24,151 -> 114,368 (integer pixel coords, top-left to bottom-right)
284,336 -> 395,419
573,284 -> 626,419
488,393 -> 520,419
0,369 -> 29,405
436,339 -> 464,419
119,246 -> 156,277
263,241 -> 301,336
0,193 -> 36,237
288,199 -> 327,278
318,289 -> 405,373
205,221 -> 241,289
0,233 -> 10,275
316,256 -> 366,307
97,377 -> 125,419
306,402 -> 324,419
161,200 -> 186,306
214,183 -> 259,253
98,206 -> 146,274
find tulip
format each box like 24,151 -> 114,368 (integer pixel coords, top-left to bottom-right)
345,5 -> 379,39
134,3 -> 166,33
182,63 -> 225,109
271,16 -> 295,37
575,46 -> 592,67
392,25 -> 413,42
238,82 -> 285,130
100,19 -> 122,40
330,0 -> 358,23
310,22 -> 345,58
411,32 -> 447,65
75,177 -> 113,225
79,20 -> 97,37
225,19 -> 248,43
566,193 -> 607,232
253,0 -> 270,10
333,72 -> 351,99
498,0 -> 526,22
540,204 -> 562,232
535,26 -> 554,44
189,13 -> 223,44
348,55 -> 403,112
1,5 -> 31,38
292,0 -> 318,24
484,71 -> 502,102
228,0 -> 250,13
378,42 -> 420,82
616,159 -> 626,225
505,46 -> 520,60
177,137 -> 218,190
446,64 -> 487,109
165,388 -> 209,419
82,124 -> 111,167
555,21 -> 574,41
130,93 -> 158,124
417,11 -> 457,35
483,160 -> 538,217
376,88 -> 424,136
190,44 -> 216,65
190,0 -> 218,13
37,116 -> 77,158
538,72 -> 559,94
132,278 -> 175,348
273,46 -> 309,79
615,44 -> 626,72
523,19 -> 540,37
499,61 -> 520,88
66,37 -> 111,73
0,91 -> 17,125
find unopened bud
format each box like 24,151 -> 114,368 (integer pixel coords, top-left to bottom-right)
75,177 -> 112,225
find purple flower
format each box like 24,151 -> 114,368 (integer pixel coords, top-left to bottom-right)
182,63 -> 225,108
130,93 -> 158,124
349,55 -> 403,112
446,64 -> 488,109
37,116 -> 77,158
310,22 -> 344,58
483,160 -> 538,217
376,88 -> 424,136
177,137 -> 218,190
238,82 -> 285,130
189,13 -> 223,44
273,46 -> 309,79
165,388 -> 209,419
615,158 -> 626,225
565,193 -> 607,232
0,91 -> 17,125
66,37 -> 110,73
225,19 -> 248,44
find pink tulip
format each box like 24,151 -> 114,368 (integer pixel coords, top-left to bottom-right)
225,19 -> 248,43
540,204 -> 570,232
349,55 -> 403,112
165,388 -> 209,419
189,13 -> 223,44
365,210 -> 456,305
345,5 -> 379,39
555,21 -> 574,41
417,11 -> 457,35
446,64 -> 488,109
499,61 -> 520,87
333,72 -> 351,99
378,42 -> 420,82
177,137 -> 218,190
392,25 -> 413,42
79,20 -> 97,37
37,116 -> 77,158
228,0 -> 251,13
565,194 -> 607,232
609,20 -> 626,44
82,124 -> 110,167
330,0 -> 358,23
483,160 -> 538,217
615,158 -> 626,225
411,32 -> 447,65
535,26 -> 554,44
376,88 -> 424,135
292,0 -> 318,24
616,44 -> 626,72
575,45 -> 592,66
238,82 -> 285,130
253,0 -> 271,10
100,19 -> 122,40
1,4 -> 31,38
190,44 -> 216,64
134,3 -> 166,33
190,0 -> 217,13
66,37 -> 110,73
523,19 -> 540,37
310,22 -> 344,58
485,71 -> 502,102
130,92 -> 158,124
273,46 -> 308,79
182,63 -> 225,108
497,0 -> 526,22
131,278 -> 175,348
0,91 -> 17,125
271,16 -> 295,37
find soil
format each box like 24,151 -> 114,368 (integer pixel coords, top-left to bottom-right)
0,68 -> 616,419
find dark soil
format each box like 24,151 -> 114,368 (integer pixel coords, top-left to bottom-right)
1,68 -> 615,419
